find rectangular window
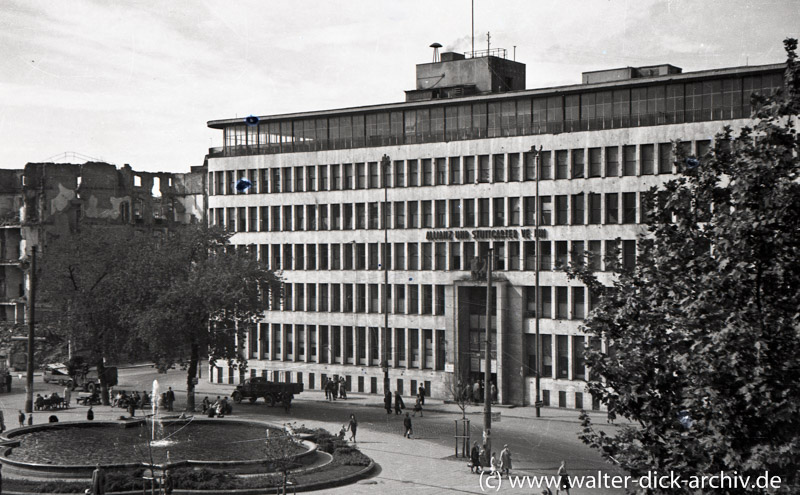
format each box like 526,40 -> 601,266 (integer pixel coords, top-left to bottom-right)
435,243 -> 446,270
622,239 -> 636,270
555,241 -> 568,269
331,244 -> 341,270
509,197 -> 521,226
422,201 -> 432,228
464,156 -> 476,183
408,201 -> 419,228
542,334 -> 552,377
422,159 -> 432,186
332,326 -> 341,362
588,193 -> 601,224
508,153 -> 520,181
408,160 -> 419,186
572,287 -> 585,320
449,199 -> 461,227
540,151 -> 552,179
658,143 -> 673,174
555,150 -> 568,179
295,166 -> 304,191
622,145 -> 636,176
394,242 -> 405,269
539,196 -> 552,225
605,193 -> 619,224
555,196 -> 568,225
449,157 -> 461,184
571,194 -> 585,225
493,197 -> 505,226
641,144 -> 654,175
319,284 -> 329,311
524,197 -> 536,226
435,158 -> 446,185
571,149 -> 585,179
605,146 -> 619,177
343,204 -> 353,230
588,148 -> 601,177
479,198 -> 490,227
394,201 -> 405,228
622,192 -> 637,224
478,155 -> 490,183
493,154 -> 505,182
421,243 -> 432,270
319,165 -> 328,190
394,160 -> 405,187
395,285 -> 406,314
588,240 -> 602,271
368,161 -> 378,188
524,151 -> 536,181
332,284 -> 341,311
368,202 -> 379,229
540,241 -> 551,271
408,243 -> 419,270
541,286 -> 552,318
464,199 -> 476,227
557,334 -> 569,378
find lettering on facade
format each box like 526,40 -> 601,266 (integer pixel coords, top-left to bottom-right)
426,229 -> 547,241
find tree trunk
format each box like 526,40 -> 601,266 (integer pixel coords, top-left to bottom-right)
186,341 -> 199,412
96,358 -> 110,406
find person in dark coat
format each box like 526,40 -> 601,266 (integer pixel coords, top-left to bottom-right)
348,414 -> 358,442
403,412 -> 412,438
165,387 -> 175,412
163,469 -> 174,495
470,441 -> 481,473
394,391 -> 405,415
87,406 -> 94,421
92,464 -> 106,495
412,395 -> 423,417
418,384 -> 425,405
384,391 -> 392,414
18,410 -> 25,427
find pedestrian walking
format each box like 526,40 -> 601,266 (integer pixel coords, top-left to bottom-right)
324,380 -> 330,400
87,406 -> 94,421
556,460 -> 570,495
491,382 -> 498,404
403,412 -> 412,438
339,377 -> 347,399
412,395 -> 423,417
166,387 -> 175,412
91,464 -> 106,495
394,391 -> 405,415
500,444 -> 512,476
64,386 -> 71,407
472,381 -> 480,404
383,391 -> 392,414
348,414 -> 358,442
469,441 -> 481,474
18,410 -> 25,427
202,396 -> 210,414
418,384 -> 425,405
489,452 -> 500,479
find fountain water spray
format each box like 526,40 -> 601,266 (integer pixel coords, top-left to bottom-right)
151,379 -> 160,442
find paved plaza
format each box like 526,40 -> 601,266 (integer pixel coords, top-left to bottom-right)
1,365 -> 627,494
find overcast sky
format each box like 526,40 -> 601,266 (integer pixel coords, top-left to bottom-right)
1,0 -> 797,174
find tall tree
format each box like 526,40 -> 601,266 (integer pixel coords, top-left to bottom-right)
38,227 -> 138,404
571,39 -> 800,492
125,225 -> 281,412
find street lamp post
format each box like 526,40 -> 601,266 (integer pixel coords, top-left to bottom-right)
483,248 -> 493,454
381,154 -> 391,394
532,145 -> 543,418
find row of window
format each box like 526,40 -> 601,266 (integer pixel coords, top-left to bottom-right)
213,191 -> 652,233
237,239 -> 636,274
525,334 -> 596,381
210,141 -> 701,195
214,72 -> 782,156
245,323 -> 446,371
259,277 -> 603,320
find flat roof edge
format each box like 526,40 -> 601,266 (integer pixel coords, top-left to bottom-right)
207,62 -> 785,129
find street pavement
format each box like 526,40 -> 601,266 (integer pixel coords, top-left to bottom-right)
1,365 -> 629,494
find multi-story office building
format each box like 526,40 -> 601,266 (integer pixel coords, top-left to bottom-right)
206,49 -> 783,407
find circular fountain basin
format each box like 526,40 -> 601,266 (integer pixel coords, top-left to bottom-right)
0,418 -> 316,479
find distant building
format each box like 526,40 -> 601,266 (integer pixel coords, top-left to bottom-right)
0,161 -> 206,369
205,48 -> 784,407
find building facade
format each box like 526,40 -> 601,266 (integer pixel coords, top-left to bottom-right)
205,51 -> 783,407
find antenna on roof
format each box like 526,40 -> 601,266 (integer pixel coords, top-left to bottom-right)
471,0 -> 475,58
430,42 -> 442,63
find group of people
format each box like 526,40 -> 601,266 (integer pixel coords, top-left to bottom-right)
380,385 -> 426,439
469,442 -> 513,478
461,379 -> 498,405
201,396 -> 232,417
110,389 -> 150,409
34,391 -> 67,411
324,376 -> 347,400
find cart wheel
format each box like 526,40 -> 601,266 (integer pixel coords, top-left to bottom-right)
87,382 -> 97,395
232,391 -> 242,404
